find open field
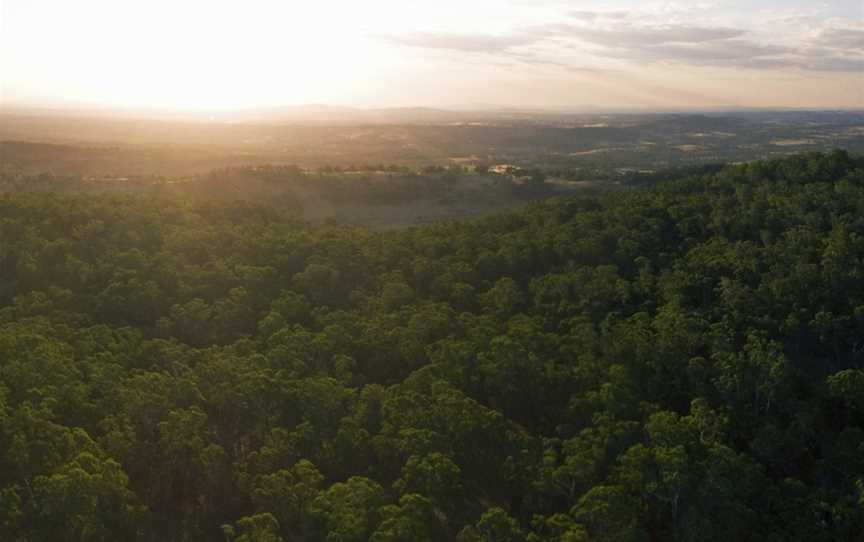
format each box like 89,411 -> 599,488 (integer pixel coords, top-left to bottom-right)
3,109 -> 862,176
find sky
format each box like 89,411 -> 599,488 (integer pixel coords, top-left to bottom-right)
0,0 -> 862,111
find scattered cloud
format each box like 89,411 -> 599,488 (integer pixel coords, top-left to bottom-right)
799,55 -> 864,72
570,25 -> 747,47
812,27 -> 864,50
586,29 -> 864,73
502,50 -> 619,73
597,39 -> 794,68
375,9 -> 864,74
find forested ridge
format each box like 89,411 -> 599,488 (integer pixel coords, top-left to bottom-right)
0,150 -> 862,541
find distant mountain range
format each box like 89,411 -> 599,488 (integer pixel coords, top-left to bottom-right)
2,102 -> 862,127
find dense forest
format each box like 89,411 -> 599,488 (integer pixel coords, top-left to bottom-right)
0,150 -> 863,541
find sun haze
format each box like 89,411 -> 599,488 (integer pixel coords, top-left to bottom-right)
1,0 -> 862,111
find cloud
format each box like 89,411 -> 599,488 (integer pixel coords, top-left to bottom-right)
590,34 -> 864,72
563,16 -> 864,73
571,25 -> 747,47
377,22 -> 747,56
813,27 -> 864,50
800,55 -> 864,72
502,50 -> 619,73
597,39 -> 793,68
376,12 -> 864,74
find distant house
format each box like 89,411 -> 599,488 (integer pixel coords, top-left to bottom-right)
489,164 -> 519,175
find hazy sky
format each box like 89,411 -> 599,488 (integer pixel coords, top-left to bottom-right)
1,0 -> 862,110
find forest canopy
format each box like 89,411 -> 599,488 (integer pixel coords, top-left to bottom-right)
0,150 -> 862,541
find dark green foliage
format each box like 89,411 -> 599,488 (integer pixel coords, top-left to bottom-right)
0,151 -> 862,540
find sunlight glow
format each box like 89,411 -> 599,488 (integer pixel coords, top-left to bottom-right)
2,0 -> 862,110
3,0 -> 414,109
